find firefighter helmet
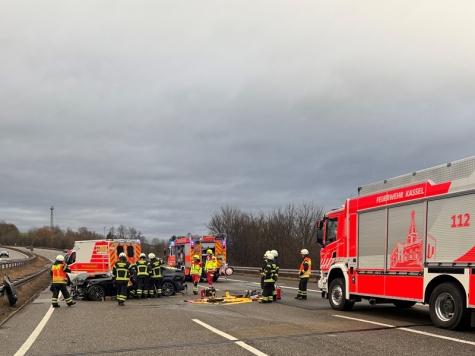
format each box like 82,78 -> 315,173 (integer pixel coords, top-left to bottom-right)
300,249 -> 309,255
271,250 -> 278,257
265,252 -> 274,260
148,253 -> 155,259
56,255 -> 64,261
140,253 -> 146,258
206,249 -> 213,254
119,252 -> 126,258
193,255 -> 200,259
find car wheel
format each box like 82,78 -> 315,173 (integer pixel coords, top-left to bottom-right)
162,281 -> 175,297
329,278 -> 354,311
87,285 -> 106,301
225,267 -> 234,276
429,282 -> 469,330
393,301 -> 416,308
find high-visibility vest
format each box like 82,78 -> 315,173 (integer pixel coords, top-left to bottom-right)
136,259 -> 149,276
149,259 -> 162,278
299,257 -> 312,278
190,261 -> 202,275
113,261 -> 130,281
51,263 -> 68,284
204,255 -> 217,271
263,262 -> 275,283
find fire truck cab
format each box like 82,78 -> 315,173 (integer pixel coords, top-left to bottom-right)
64,239 -> 141,276
317,156 -> 475,330
166,234 -> 227,281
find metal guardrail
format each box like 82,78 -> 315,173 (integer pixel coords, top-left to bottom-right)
0,264 -> 51,295
232,266 -> 321,277
0,259 -> 34,271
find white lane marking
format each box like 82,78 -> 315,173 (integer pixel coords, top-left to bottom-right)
225,278 -> 322,292
334,315 -> 475,346
14,306 -> 55,356
193,319 -> 268,356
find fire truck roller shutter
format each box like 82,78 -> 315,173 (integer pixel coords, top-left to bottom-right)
358,209 -> 386,269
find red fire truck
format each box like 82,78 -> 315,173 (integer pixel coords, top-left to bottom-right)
166,234 -> 228,281
317,156 -> 475,329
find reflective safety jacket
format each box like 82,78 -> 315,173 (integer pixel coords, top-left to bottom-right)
190,261 -> 202,276
148,259 -> 163,278
204,255 -> 217,272
113,261 -> 131,281
263,261 -> 276,283
272,259 -> 279,280
51,261 -> 70,284
136,259 -> 149,277
299,256 -> 312,278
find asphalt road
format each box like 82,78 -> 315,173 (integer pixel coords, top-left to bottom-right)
0,247 -> 30,261
2,249 -> 475,356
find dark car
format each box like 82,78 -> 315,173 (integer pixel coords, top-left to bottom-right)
0,250 -> 9,258
70,266 -> 186,301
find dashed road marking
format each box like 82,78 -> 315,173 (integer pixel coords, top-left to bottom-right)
193,319 -> 268,356
334,315 -> 475,346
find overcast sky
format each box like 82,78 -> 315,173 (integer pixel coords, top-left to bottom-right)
1,1 -> 474,239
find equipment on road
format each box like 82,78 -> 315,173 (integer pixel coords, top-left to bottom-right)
166,234 -> 232,281
64,239 -> 141,274
317,156 -> 475,330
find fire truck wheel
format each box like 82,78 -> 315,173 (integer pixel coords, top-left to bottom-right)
429,282 -> 469,330
393,301 -> 416,308
162,282 -> 175,297
87,285 -> 106,301
329,278 -> 354,311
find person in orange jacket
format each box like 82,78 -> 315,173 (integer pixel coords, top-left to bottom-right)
50,255 -> 76,308
296,249 -> 311,300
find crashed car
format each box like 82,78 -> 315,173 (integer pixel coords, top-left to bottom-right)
70,265 -> 186,301
0,250 -> 9,258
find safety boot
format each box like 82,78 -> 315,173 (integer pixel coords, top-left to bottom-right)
67,301 -> 76,306
52,304 -> 60,308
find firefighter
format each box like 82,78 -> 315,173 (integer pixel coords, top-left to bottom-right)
204,249 -> 217,289
136,253 -> 149,298
271,250 -> 279,301
296,249 -> 311,300
112,252 -> 130,306
260,251 -> 270,292
260,252 -> 276,303
127,263 -> 138,299
148,253 -> 163,297
190,254 -> 203,295
50,255 -> 76,308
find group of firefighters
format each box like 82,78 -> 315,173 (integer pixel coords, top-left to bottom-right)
50,247 -> 311,307
112,252 -> 164,306
260,248 -> 311,303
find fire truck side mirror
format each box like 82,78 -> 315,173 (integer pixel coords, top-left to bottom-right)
163,249 -> 168,256
316,229 -> 324,246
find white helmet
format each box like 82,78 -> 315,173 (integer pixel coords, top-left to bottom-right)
56,255 -> 64,261
140,253 -> 146,258
119,252 -> 127,258
271,250 -> 278,257
300,249 -> 309,255
148,253 -> 155,259
266,252 -> 274,260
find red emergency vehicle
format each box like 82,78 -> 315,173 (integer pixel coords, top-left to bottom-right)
166,234 -> 227,281
64,239 -> 141,274
317,156 -> 475,329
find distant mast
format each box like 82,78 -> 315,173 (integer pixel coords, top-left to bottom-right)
50,206 -> 54,230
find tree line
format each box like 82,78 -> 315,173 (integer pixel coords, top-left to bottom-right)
206,203 -> 324,269
0,221 -> 167,257
1,201 -> 324,269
